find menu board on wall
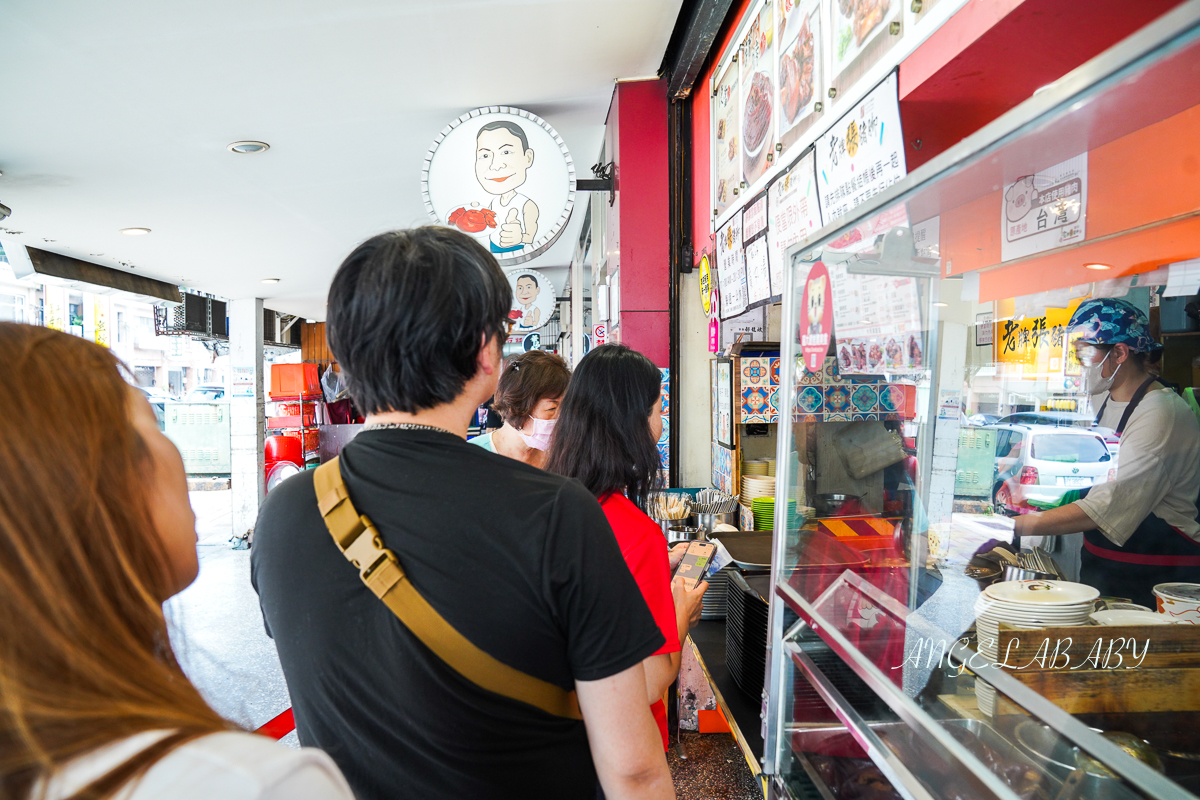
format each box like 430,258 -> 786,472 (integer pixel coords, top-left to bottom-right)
1000,153 -> 1088,262
829,0 -> 902,84
742,191 -> 773,306
739,1 -> 776,187
713,62 -> 741,216
815,71 -> 906,224
767,149 -> 823,296
717,214 -> 749,319
776,0 -> 821,151
828,259 -> 923,374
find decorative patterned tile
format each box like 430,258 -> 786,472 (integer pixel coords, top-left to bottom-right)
824,384 -> 852,415
850,384 -> 878,414
851,412 -> 881,421
769,357 -> 781,386
795,385 -> 824,415
793,412 -> 822,423
741,386 -> 772,422
740,358 -> 770,387
822,357 -> 840,384
824,412 -> 852,422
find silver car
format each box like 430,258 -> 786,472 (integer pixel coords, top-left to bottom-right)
987,423 -> 1116,514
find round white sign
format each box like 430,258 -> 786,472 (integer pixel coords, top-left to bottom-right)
505,267 -> 556,333
422,107 -> 576,266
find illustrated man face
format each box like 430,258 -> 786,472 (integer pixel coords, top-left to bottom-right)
476,123 -> 535,196
515,275 -> 540,306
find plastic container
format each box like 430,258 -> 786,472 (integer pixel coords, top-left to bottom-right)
270,363 -> 321,399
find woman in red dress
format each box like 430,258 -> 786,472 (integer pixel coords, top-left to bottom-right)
547,344 -> 707,752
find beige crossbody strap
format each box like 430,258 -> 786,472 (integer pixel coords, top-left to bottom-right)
312,457 -> 582,720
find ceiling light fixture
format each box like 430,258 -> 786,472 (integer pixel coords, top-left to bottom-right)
934,302 -> 949,307
1085,263 -> 1112,271
120,227 -> 151,235
261,278 -> 281,284
228,141 -> 270,154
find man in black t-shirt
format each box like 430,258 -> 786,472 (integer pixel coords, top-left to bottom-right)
251,227 -> 672,800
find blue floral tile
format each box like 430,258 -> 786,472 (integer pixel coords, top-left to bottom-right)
769,358 -> 781,386
795,385 -> 824,415
824,384 -> 851,415
878,384 -> 904,414
741,386 -> 771,422
850,384 -> 878,414
824,412 -> 852,422
741,358 -> 770,387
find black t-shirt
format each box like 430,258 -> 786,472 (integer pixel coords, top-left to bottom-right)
250,429 -> 664,800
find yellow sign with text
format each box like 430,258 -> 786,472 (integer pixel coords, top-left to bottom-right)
994,296 -> 1087,375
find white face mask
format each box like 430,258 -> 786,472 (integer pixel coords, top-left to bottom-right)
518,416 -> 557,451
1081,350 -> 1119,396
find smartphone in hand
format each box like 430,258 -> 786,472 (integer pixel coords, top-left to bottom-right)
672,541 -> 716,591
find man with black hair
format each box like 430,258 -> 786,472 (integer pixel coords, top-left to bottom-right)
251,226 -> 672,800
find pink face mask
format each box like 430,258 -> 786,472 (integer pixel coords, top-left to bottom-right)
518,416 -> 557,451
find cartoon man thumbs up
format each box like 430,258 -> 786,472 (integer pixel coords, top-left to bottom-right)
499,208 -> 524,248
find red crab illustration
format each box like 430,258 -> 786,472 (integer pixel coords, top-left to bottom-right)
448,206 -> 497,233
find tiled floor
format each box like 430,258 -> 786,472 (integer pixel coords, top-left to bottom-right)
668,733 -> 764,799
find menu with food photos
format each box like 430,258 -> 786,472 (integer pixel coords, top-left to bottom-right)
739,1 -> 776,187
829,0 -> 901,83
776,0 -> 821,148
713,62 -> 741,218
829,259 -> 923,374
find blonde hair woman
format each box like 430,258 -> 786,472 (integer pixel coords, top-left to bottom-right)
0,323 -> 352,800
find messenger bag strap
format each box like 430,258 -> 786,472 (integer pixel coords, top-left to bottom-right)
312,457 -> 582,720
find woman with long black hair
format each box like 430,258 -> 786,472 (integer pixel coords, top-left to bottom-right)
546,344 -> 707,752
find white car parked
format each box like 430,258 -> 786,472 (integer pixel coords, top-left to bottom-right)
985,422 -> 1117,514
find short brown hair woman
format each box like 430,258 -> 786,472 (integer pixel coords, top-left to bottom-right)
0,323 -> 352,800
468,349 -> 570,468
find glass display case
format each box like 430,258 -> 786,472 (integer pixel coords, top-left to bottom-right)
765,4 -> 1200,799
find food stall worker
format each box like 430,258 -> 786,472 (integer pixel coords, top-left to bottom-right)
1014,298 -> 1200,606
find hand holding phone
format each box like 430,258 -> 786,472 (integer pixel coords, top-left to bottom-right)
672,541 -> 716,591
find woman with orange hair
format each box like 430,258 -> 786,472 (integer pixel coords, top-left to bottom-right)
0,323 -> 352,800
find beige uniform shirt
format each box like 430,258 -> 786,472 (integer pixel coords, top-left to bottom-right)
1077,386 -> 1200,546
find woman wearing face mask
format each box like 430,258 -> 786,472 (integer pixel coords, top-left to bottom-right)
0,324 -> 353,800
1014,298 -> 1200,605
468,349 -> 570,468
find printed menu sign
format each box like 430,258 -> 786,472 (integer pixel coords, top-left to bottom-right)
713,62 -> 741,217
776,0 -> 821,147
745,236 -> 772,306
830,0 -> 901,82
739,1 -> 776,187
828,259 -> 923,374
717,215 -> 749,319
815,71 -> 906,224
767,150 -> 823,296
1000,154 -> 1087,262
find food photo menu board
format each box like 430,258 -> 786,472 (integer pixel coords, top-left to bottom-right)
828,251 -> 923,375
739,1 -> 776,187
713,62 -> 741,217
815,71 -> 906,224
767,148 -> 824,296
776,0 -> 821,154
828,0 -> 902,87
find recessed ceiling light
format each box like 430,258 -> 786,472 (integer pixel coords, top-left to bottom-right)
1085,263 -> 1112,271
228,141 -> 270,154
120,227 -> 151,235
261,278 -> 281,284
934,302 -> 949,307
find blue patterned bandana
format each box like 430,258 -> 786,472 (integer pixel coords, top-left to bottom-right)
1068,298 -> 1161,353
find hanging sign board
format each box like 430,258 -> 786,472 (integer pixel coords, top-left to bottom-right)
699,254 -> 714,315
717,215 -> 749,319
742,191 -> 772,307
504,267 -> 556,332
798,260 -> 832,372
713,62 -> 741,217
1000,154 -> 1087,262
776,0 -> 822,150
423,107 -> 575,266
815,71 -> 906,224
830,0 -> 902,84
767,149 -> 823,296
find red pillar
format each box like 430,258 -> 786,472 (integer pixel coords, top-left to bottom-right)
605,79 -> 670,367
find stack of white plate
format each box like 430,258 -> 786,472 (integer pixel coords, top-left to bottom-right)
741,474 -> 776,503
972,580 -> 1098,715
742,459 -> 769,476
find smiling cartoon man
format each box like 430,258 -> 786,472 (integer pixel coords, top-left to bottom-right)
514,273 -> 542,330
476,121 -> 540,254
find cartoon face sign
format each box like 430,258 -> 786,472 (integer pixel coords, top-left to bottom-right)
805,274 -> 827,334
1005,176 -> 1037,223
476,123 -> 535,197
505,268 -> 556,333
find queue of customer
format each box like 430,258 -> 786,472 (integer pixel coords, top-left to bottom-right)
0,226 -> 697,800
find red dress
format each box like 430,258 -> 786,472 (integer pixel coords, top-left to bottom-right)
599,493 -> 681,751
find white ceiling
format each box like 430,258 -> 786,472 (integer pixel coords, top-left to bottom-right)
1,0 -> 683,320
